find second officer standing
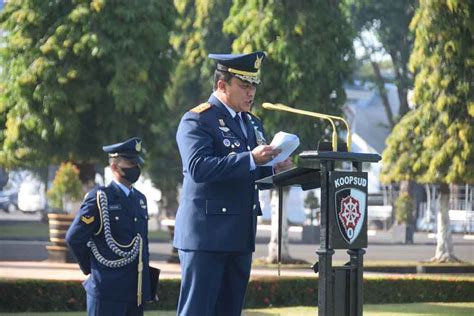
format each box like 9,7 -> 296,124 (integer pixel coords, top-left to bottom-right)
66,137 -> 153,316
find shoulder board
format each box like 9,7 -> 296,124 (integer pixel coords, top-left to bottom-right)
190,103 -> 212,113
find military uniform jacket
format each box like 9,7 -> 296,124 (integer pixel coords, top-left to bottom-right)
66,181 -> 152,303
174,94 -> 273,253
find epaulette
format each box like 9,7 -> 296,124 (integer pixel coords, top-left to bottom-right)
190,103 -> 212,113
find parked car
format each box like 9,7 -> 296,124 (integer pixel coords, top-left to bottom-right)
0,189 -> 18,213
18,180 -> 46,213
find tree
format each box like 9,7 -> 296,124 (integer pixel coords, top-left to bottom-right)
224,0 -> 354,262
225,0 -> 353,151
148,0 -> 233,217
346,0 -> 419,242
346,0 -> 417,126
381,0 -> 473,262
0,0 -> 175,185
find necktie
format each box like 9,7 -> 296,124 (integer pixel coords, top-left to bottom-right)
234,113 -> 247,138
128,189 -> 134,199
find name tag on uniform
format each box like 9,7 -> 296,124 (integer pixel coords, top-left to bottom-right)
109,204 -> 122,211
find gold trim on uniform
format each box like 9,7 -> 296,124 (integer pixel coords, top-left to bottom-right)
227,68 -> 258,77
81,215 -> 95,224
190,103 -> 212,113
234,73 -> 261,85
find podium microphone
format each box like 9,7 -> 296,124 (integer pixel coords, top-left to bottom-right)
262,102 -> 351,152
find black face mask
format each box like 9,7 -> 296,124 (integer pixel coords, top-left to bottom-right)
120,166 -> 141,184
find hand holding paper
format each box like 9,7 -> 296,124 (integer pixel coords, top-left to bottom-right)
264,131 -> 300,166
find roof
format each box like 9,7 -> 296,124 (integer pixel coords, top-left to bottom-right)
344,83 -> 400,154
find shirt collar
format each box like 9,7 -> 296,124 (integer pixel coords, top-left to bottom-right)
213,92 -> 239,118
113,179 -> 132,197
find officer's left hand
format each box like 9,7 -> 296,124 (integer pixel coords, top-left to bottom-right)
273,158 -> 293,174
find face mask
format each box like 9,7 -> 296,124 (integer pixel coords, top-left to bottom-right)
119,166 -> 141,183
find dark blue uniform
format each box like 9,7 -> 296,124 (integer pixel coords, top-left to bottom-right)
66,179 -> 151,315
174,93 -> 273,315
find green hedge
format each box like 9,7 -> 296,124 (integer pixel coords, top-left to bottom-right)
363,277 -> 474,304
364,264 -> 474,274
0,276 -> 473,312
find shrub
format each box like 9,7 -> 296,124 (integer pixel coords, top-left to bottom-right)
47,162 -> 83,211
0,276 -> 473,312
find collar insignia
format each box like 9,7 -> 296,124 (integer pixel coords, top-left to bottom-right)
254,55 -> 263,69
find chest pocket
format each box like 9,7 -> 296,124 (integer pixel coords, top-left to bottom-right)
206,199 -> 242,215
137,209 -> 149,221
109,210 -> 128,225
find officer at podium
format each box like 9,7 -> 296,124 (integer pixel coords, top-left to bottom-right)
175,51 -> 292,315
66,137 -> 152,316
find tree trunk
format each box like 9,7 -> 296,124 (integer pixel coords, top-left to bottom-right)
75,162 -> 97,198
371,61 -> 395,129
432,183 -> 460,262
397,180 -> 415,243
76,162 -> 96,186
358,36 -> 395,129
160,186 -> 179,218
267,189 -> 291,263
389,50 -> 410,117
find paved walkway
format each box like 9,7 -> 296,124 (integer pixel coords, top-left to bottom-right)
0,260 -> 324,281
2,259 -> 473,282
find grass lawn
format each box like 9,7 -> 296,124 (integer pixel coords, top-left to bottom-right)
0,222 -> 49,240
0,221 -> 170,241
1,303 -> 472,315
244,303 -> 474,315
252,258 -> 474,268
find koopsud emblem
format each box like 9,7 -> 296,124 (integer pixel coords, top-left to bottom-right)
335,188 -> 366,244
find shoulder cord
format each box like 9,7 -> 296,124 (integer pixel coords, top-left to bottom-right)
87,190 -> 142,267
87,189 -> 144,305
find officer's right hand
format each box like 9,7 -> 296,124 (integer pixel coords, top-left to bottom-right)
251,145 -> 281,165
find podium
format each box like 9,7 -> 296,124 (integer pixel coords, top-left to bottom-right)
257,150 -> 380,316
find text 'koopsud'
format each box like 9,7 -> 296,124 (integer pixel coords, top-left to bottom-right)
334,176 -> 367,188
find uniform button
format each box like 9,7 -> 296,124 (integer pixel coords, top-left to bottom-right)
134,217 -> 138,222
247,146 -> 251,150
253,204 -> 256,210
222,208 -> 227,213
115,216 -> 119,220
254,185 -> 258,190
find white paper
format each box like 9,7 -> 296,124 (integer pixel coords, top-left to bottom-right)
264,131 -> 300,166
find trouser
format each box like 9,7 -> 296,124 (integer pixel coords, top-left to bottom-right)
87,294 -> 144,316
177,250 -> 252,316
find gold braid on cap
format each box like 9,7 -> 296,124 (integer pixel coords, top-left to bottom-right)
233,73 -> 261,85
217,64 -> 261,85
